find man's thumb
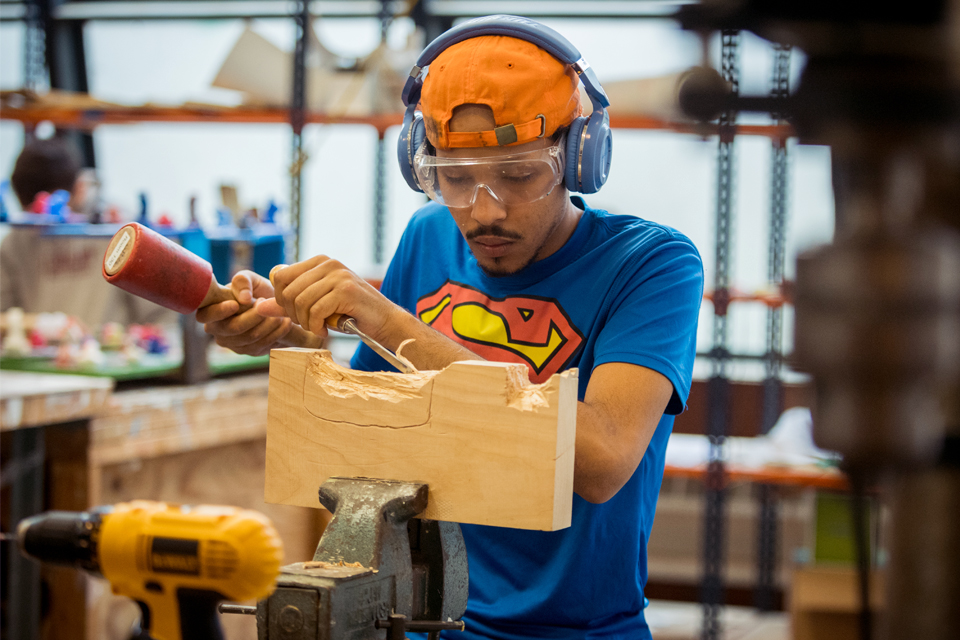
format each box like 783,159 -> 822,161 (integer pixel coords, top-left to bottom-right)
231,271 -> 255,305
255,298 -> 286,318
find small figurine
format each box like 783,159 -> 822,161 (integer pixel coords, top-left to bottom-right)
121,332 -> 146,364
0,179 -> 10,222
100,322 -> 126,350
76,337 -> 104,367
29,191 -> 50,214
28,328 -> 46,349
2,307 -> 31,357
188,196 -> 200,227
54,341 -> 80,368
216,206 -> 234,227
33,312 -> 71,343
46,189 -> 72,221
262,200 -> 279,224
127,324 -> 170,355
138,193 -> 149,225
104,204 -> 123,224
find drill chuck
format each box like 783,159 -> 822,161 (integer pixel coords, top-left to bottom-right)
17,509 -> 108,574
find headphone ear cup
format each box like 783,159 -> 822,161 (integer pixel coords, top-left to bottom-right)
397,110 -> 427,192
577,111 -> 613,194
563,117 -> 587,193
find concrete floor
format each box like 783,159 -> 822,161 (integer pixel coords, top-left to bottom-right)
646,600 -> 791,640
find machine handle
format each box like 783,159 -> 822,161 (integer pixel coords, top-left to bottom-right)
177,589 -> 226,640
375,614 -> 466,639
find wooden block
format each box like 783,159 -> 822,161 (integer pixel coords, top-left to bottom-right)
790,566 -> 885,640
265,348 -> 578,531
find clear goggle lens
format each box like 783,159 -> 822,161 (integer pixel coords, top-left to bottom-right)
414,141 -> 565,208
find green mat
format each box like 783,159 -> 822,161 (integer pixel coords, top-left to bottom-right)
1,350 -> 269,381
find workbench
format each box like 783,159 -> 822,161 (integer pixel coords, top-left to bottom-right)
0,370 -> 326,640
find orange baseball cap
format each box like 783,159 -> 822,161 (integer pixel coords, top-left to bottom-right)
420,35 -> 583,150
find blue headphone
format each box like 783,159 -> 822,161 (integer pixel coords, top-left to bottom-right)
397,15 -> 613,195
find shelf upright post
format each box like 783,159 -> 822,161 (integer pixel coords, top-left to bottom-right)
372,0 -> 393,267
374,130 -> 386,265
701,28 -> 740,640
409,1 -> 455,49
36,0 -> 96,167
23,0 -> 47,93
754,41 -> 792,613
289,0 -> 311,262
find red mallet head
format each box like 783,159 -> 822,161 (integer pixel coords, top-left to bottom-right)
102,222 -> 215,314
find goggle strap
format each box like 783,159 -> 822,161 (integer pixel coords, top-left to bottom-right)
445,115 -> 545,148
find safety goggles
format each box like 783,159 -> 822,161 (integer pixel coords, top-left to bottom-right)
413,140 -> 565,208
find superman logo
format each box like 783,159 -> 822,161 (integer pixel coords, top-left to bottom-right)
416,281 -> 583,383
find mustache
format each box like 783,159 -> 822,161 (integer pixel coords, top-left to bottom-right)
465,225 -> 522,241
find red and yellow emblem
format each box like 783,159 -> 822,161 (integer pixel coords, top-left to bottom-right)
416,281 -> 583,383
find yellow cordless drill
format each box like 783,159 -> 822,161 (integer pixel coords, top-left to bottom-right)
16,500 -> 283,640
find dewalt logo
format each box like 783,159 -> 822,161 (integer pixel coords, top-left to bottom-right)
148,537 -> 201,575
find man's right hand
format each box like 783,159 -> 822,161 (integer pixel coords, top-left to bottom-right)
197,270 -> 323,356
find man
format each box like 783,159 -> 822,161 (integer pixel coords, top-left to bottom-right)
9,136 -> 84,212
200,19 -> 702,639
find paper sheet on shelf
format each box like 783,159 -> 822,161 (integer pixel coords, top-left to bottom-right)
211,26 -> 418,116
665,407 -> 840,470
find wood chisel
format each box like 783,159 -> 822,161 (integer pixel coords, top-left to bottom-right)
268,264 -> 416,374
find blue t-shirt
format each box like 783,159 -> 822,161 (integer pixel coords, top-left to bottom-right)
351,196 -> 703,639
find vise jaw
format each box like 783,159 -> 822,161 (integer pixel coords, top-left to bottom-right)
254,477 -> 468,640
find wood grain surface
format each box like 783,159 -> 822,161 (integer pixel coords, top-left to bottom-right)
265,348 -> 578,531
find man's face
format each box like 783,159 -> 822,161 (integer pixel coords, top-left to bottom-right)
438,105 -> 577,277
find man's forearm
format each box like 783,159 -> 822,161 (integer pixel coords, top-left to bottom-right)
376,305 -> 484,371
572,400 -> 644,504
571,363 -> 674,504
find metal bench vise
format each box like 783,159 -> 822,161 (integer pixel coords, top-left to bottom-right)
222,477 -> 468,640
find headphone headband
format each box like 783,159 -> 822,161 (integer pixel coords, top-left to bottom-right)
401,14 -> 610,113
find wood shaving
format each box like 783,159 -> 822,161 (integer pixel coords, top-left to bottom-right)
395,338 -> 419,373
302,559 -> 377,572
308,351 -> 434,401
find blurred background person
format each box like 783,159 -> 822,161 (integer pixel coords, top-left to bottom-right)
2,135 -> 173,329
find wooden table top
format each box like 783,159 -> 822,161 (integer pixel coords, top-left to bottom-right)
0,370 -> 114,430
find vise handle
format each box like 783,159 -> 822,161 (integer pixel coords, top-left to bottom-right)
375,614 -> 465,640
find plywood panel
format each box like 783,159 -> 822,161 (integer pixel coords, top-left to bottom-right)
790,567 -> 885,640
265,349 -> 577,531
89,374 -> 270,468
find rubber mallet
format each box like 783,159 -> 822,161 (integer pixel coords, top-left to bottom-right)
102,222 -> 246,314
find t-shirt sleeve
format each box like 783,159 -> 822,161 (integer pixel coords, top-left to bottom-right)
592,233 -> 703,414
